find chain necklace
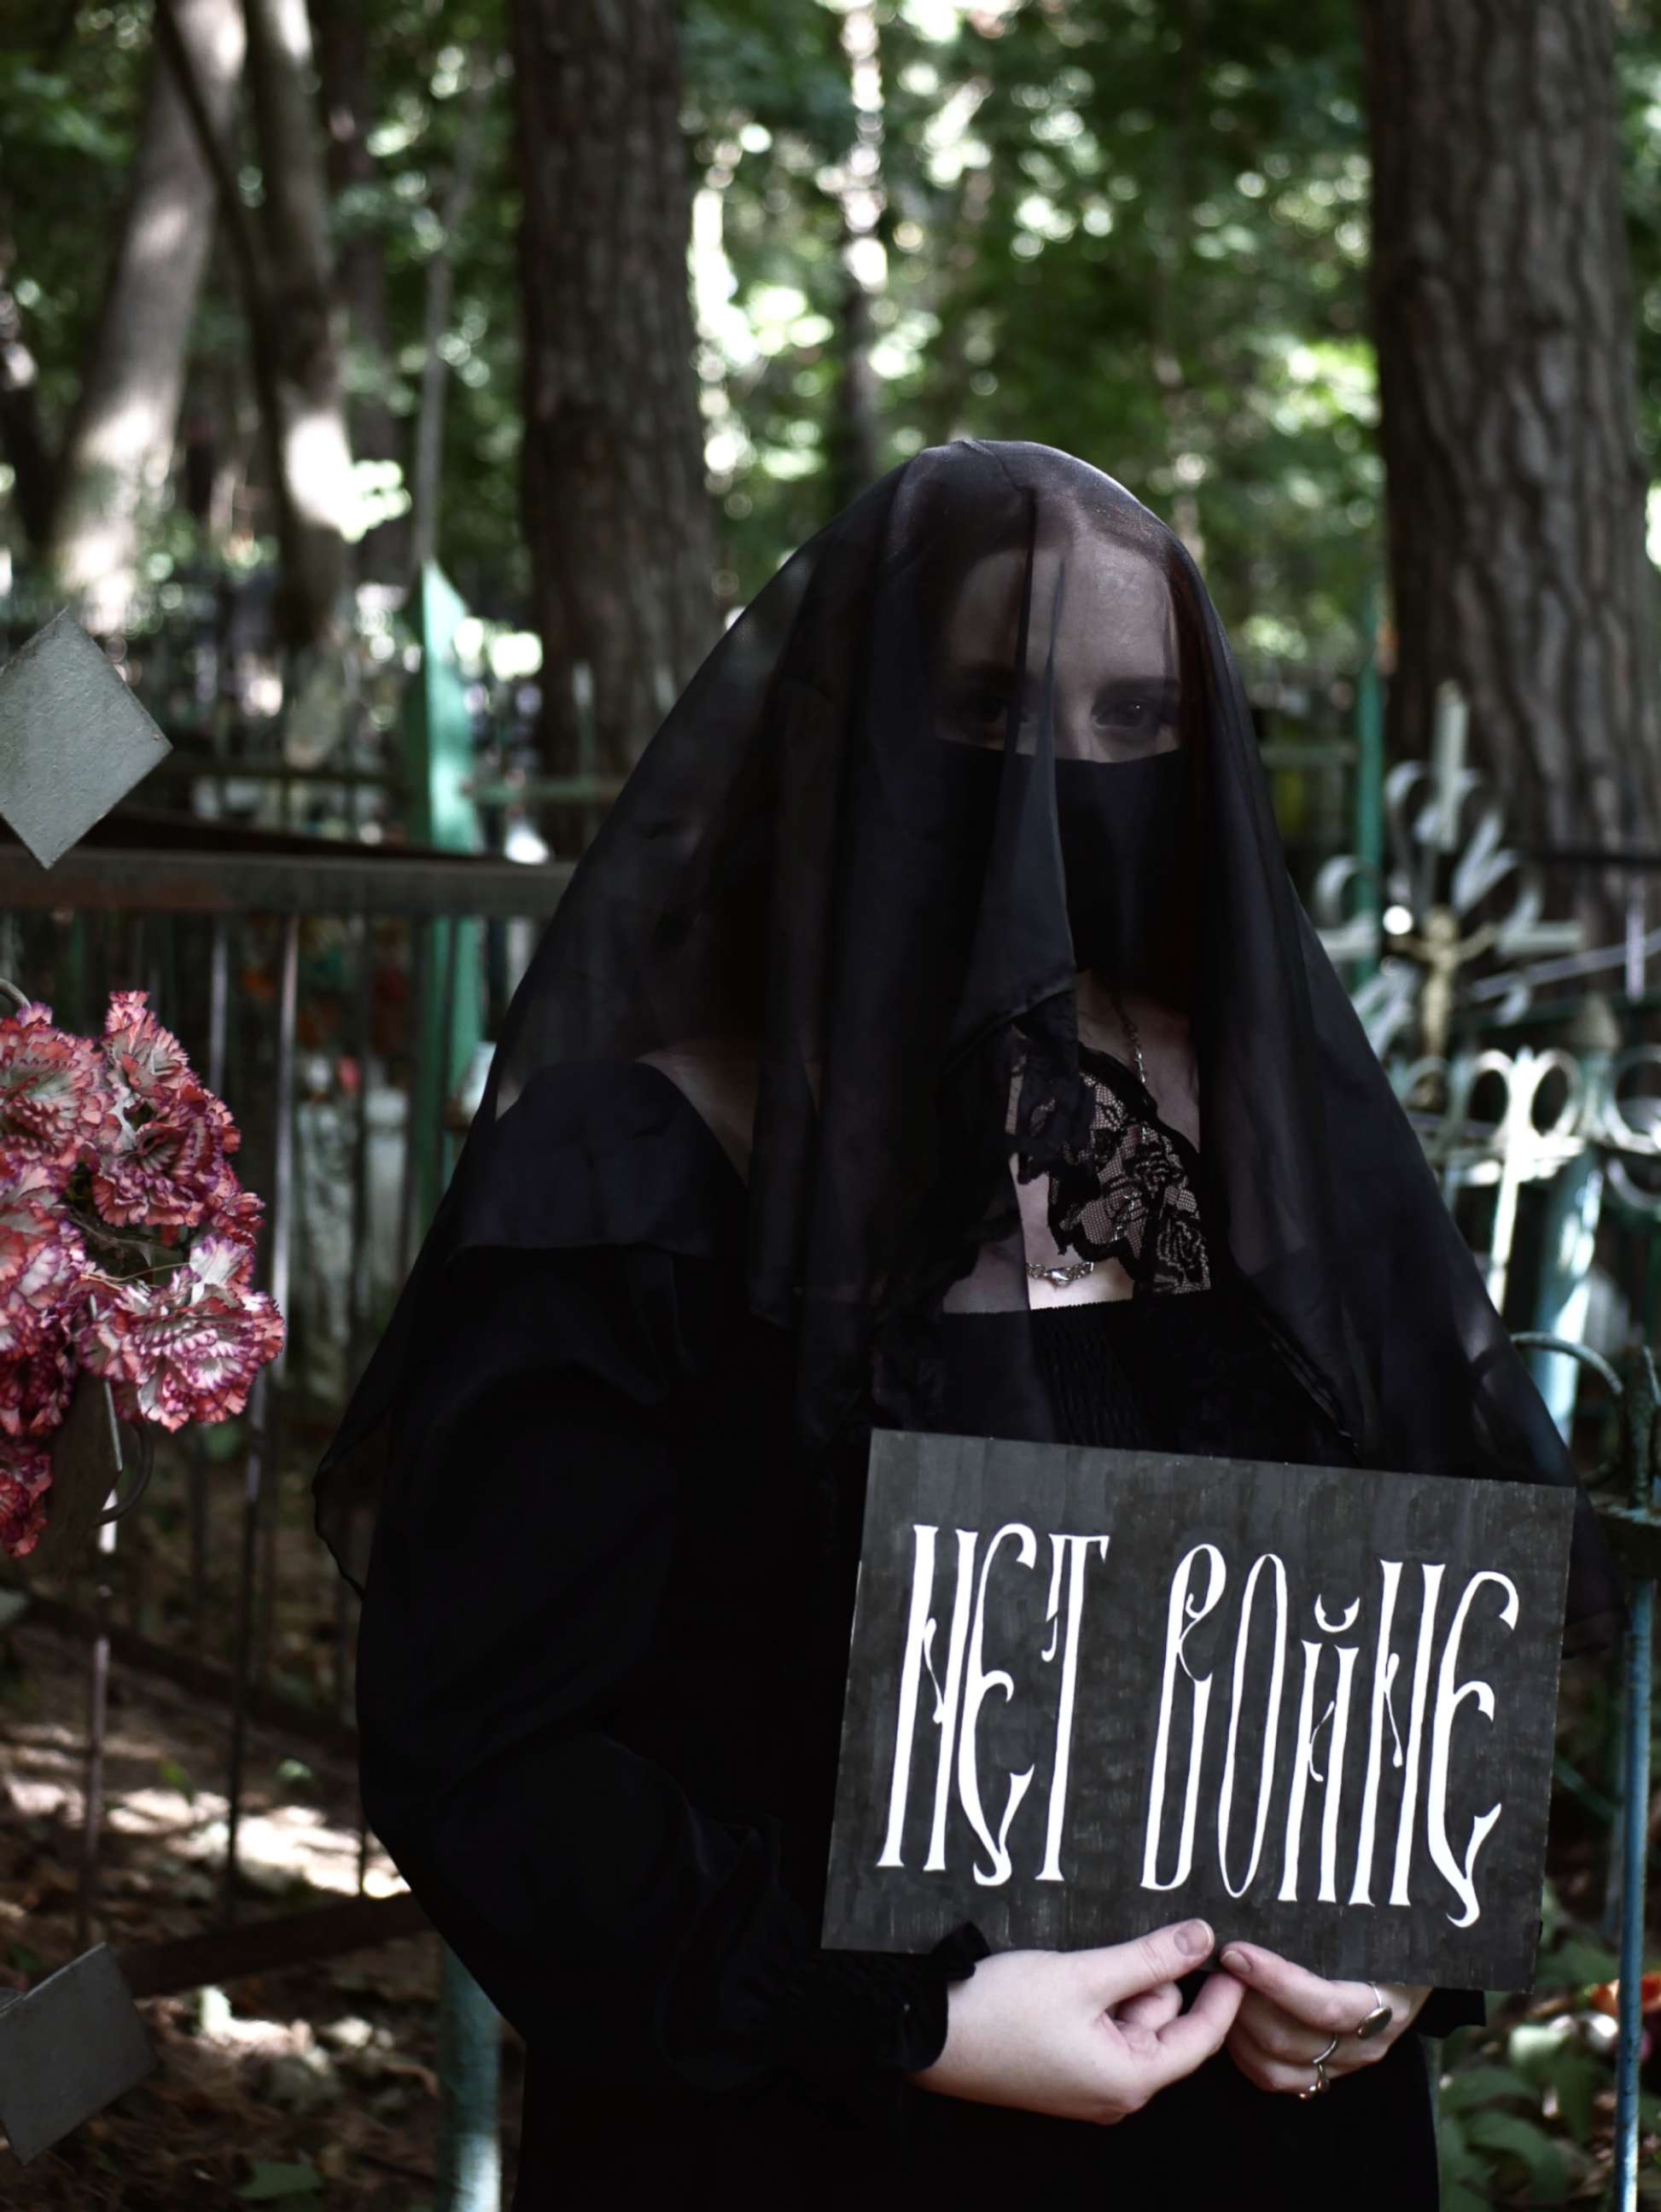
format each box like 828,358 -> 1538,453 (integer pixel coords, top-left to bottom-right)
1025,981 -> 1145,1288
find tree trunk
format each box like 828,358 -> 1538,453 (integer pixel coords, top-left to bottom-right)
42,0 -> 244,631
1361,0 -> 1659,878
315,0 -> 409,585
511,0 -> 717,774
829,253 -> 883,515
825,2 -> 885,515
411,56 -> 492,575
242,0 -> 354,645
0,217 -> 55,551
1153,0 -> 1204,568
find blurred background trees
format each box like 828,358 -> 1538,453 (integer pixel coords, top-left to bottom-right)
0,0 -> 1658,804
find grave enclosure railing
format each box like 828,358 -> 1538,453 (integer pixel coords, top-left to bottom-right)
1384,1006 -> 1661,2212
0,841 -> 568,2002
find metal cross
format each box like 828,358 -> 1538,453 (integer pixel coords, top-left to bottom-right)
1314,696 -> 1582,1061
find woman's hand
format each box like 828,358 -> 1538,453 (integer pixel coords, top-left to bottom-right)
1217,1942 -> 1430,2094
906,1918 -> 1244,2126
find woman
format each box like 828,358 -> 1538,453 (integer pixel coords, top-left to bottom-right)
315,441 -> 1619,2206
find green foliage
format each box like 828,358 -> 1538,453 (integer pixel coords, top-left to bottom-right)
4,0 -> 1661,678
676,0 -> 1390,667
157,1755 -> 196,1805
329,0 -> 522,613
1434,1900 -> 1642,2206
1530,1936 -> 1618,1994
0,0 -> 522,605
1462,2108 -> 1572,2202
0,14 -> 146,434
1438,2046 -> 1590,2206
236,2158 -> 323,2201
915,0 -> 1379,664
1507,2017 -> 1605,2149
1437,2064 -> 1537,2112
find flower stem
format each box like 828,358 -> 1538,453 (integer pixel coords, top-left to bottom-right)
71,1217 -> 163,1258
0,976 -> 30,1012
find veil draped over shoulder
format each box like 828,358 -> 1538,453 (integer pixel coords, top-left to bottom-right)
313,438 -> 1620,1656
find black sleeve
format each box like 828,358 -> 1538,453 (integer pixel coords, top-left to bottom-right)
1413,1987 -> 1485,2039
355,1242 -> 980,2097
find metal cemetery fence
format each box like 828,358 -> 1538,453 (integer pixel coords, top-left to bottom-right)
0,841 -> 568,2003
1319,715 -> 1661,2209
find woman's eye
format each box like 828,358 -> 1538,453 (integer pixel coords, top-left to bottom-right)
1092,688 -> 1177,743
949,688 -> 1017,738
1093,700 -> 1155,738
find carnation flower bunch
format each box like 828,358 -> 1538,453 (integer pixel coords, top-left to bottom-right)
0,984 -> 284,1562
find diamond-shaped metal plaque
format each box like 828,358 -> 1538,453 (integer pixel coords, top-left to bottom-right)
0,610 -> 171,868
0,1944 -> 157,2164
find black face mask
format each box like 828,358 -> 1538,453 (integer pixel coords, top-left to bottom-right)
1054,748 -> 1194,1002
928,740 -> 1005,881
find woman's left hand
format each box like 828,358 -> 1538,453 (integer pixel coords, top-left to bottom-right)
1216,1942 -> 1429,2094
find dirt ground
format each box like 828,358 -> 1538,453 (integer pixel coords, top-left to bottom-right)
0,1434 -> 527,2209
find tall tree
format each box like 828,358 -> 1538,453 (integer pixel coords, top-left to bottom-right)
1361,0 -> 1660,864
409,48 -> 493,574
154,0 -> 357,644
825,0 -> 885,515
241,0 -> 355,644
511,0 -> 717,772
0,208 -> 55,551
42,0 -> 244,631
315,0 -> 408,585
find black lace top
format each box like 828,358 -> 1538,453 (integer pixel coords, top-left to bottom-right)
1020,1042 -> 1211,1295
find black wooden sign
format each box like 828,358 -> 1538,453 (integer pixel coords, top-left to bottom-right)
823,1432 -> 1576,1990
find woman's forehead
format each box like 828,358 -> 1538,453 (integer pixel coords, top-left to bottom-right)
935,538 -> 1176,676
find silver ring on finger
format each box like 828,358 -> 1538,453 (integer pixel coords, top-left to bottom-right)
1295,2058 -> 1330,2101
1355,1982 -> 1394,2040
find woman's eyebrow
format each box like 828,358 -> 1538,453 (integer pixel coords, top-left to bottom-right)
941,657 -> 1019,687
1093,673 -> 1180,697
938,663 -> 1181,706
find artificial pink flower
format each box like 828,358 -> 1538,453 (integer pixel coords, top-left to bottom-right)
102,990 -> 198,1111
77,1238 -> 284,1432
0,1434 -> 51,1561
89,1097 -> 230,1230
0,1163 -> 88,1358
0,1328 -> 74,1439
90,991 -> 247,1231
0,1000 -> 108,1189
203,1179 -> 265,1257
181,1233 -> 259,1295
204,1089 -> 242,1159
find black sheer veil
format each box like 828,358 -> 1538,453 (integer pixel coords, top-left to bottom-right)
314,438 -> 1620,1655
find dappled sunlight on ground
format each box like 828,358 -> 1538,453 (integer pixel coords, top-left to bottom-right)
0,1613 -> 523,2206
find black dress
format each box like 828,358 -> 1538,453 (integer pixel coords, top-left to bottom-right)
353,1061 -> 1481,2209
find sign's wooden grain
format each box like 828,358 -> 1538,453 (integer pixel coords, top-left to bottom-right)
823,1432 -> 1575,1990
